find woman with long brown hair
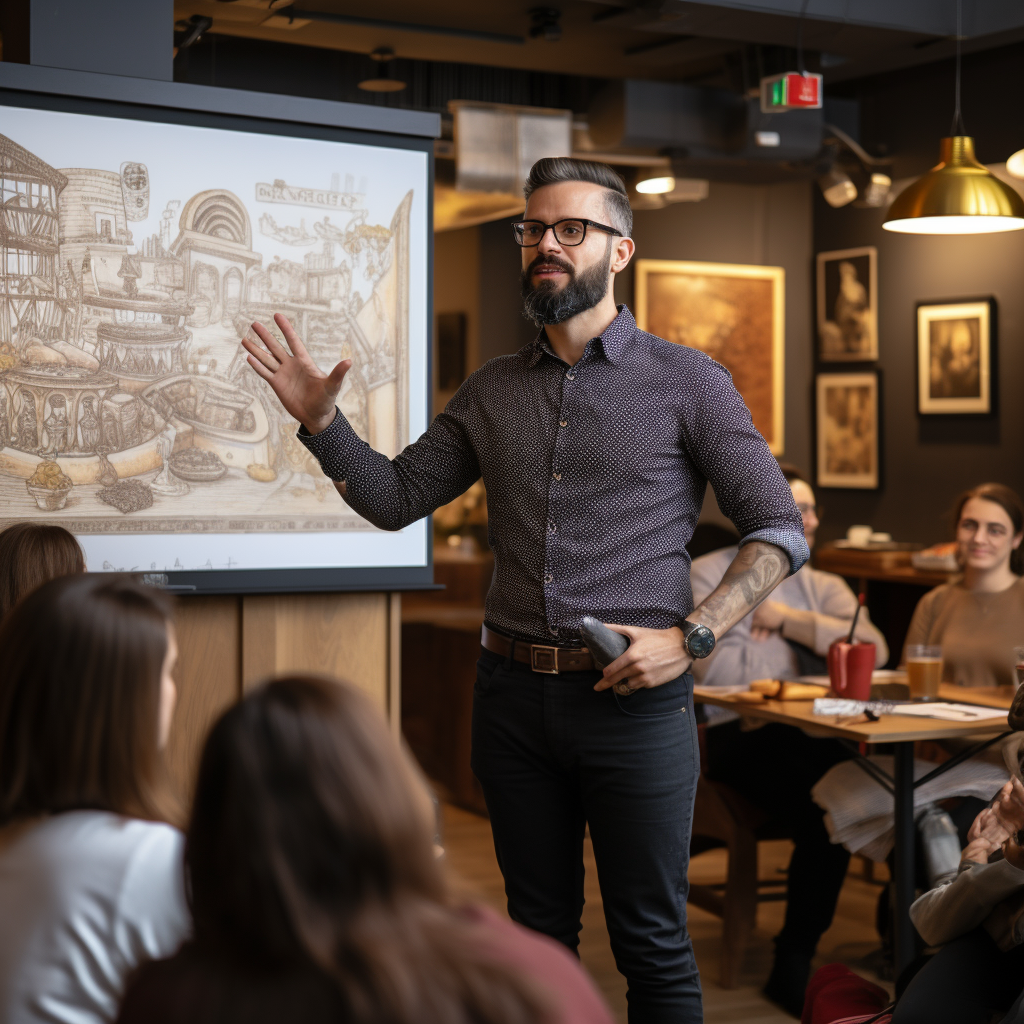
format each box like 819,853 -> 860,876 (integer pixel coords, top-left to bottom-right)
904,482 -> 1024,688
0,574 -> 189,1024
118,676 -> 612,1024
0,521 -> 85,619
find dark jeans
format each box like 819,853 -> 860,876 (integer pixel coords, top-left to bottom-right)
470,647 -> 702,1024
704,720 -> 852,959
892,928 -> 1024,1024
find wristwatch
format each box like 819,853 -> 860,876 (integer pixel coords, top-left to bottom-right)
682,620 -> 716,659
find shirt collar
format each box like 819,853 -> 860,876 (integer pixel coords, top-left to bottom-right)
522,305 -> 637,368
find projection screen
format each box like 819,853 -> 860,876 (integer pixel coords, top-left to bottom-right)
0,83 -> 433,592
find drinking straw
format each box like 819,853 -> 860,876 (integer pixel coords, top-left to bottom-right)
847,591 -> 866,644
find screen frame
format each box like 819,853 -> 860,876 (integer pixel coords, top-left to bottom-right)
0,65 -> 439,595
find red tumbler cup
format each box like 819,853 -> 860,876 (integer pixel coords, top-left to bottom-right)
827,640 -> 876,701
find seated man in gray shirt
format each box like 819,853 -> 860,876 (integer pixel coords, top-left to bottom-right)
690,464 -> 887,1015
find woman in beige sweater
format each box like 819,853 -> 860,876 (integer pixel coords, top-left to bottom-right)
904,483 -> 1024,690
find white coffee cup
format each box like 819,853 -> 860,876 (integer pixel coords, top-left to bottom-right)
846,525 -> 873,546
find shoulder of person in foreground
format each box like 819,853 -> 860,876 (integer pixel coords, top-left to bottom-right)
116,944 -> 344,1024
463,905 -> 615,1024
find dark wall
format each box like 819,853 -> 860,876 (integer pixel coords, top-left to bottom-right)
812,194 -> 1024,547
476,219 -> 540,365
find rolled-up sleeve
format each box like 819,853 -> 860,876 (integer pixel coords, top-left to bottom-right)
684,358 -> 809,574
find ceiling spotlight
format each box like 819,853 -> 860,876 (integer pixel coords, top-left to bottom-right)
818,166 -> 857,208
358,47 -> 407,93
529,7 -> 562,42
1007,148 -> 1024,179
636,175 -> 675,195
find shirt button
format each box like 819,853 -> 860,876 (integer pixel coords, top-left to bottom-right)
559,419 -> 567,427
553,472 -> 561,481
548,523 -> 557,534
543,574 -> 553,583
549,625 -> 558,635
566,371 -> 575,380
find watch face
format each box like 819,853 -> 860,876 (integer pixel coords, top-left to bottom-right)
687,624 -> 716,659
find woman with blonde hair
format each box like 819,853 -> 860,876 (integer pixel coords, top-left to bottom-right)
118,676 -> 612,1024
0,574 -> 188,1024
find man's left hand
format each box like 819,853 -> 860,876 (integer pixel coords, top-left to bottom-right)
593,624 -> 692,693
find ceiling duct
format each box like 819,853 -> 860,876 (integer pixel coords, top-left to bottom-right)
452,102 -> 573,194
589,80 -> 825,184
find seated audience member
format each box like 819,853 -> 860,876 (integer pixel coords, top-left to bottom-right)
0,522 -> 84,619
904,483 -> 1024,688
803,778 -> 1024,1024
0,575 -> 189,1024
117,675 -> 613,1024
690,464 -> 888,1016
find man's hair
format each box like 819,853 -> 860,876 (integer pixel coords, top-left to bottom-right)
523,157 -> 632,239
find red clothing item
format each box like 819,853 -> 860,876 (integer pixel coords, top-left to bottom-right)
116,903 -> 613,1024
461,905 -> 614,1024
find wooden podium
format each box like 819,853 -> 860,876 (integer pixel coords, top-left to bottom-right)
167,592 -> 401,804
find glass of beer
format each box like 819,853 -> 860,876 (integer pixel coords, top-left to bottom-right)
1014,646 -> 1024,690
907,645 -> 943,698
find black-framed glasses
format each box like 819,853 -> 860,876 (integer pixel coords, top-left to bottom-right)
511,218 -> 624,247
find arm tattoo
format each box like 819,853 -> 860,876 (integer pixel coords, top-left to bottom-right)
691,541 -> 789,638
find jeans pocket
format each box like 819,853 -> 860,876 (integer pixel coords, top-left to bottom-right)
474,649 -> 505,696
612,674 -> 689,719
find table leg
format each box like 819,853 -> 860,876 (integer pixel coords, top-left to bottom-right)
892,741 -> 917,976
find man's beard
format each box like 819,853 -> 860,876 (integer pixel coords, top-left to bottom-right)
520,249 -> 611,327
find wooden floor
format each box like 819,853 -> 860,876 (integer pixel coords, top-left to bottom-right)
441,803 -> 893,1022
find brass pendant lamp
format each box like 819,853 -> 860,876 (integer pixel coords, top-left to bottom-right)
883,0 -> 1024,235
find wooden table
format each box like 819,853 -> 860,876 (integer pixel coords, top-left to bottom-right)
693,687 -> 1011,974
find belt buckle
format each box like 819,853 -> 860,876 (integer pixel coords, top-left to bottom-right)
530,644 -> 560,674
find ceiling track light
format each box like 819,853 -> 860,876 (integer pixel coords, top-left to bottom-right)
358,47 -> 407,94
883,0 -> 1024,234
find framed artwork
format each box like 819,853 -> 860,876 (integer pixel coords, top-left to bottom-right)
816,372 -> 879,489
816,246 -> 877,361
916,299 -> 993,415
634,259 -> 785,454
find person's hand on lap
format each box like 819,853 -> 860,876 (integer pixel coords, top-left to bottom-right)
963,779 -> 1024,863
751,600 -> 786,641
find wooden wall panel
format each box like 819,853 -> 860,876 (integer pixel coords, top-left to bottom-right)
167,595 -> 242,804
168,592 -> 397,808
241,592 -> 398,719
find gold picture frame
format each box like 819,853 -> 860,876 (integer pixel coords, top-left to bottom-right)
916,299 -> 993,415
634,259 -> 785,454
815,372 -> 879,489
816,246 -> 878,361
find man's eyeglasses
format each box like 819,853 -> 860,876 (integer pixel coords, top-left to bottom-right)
511,218 -> 624,247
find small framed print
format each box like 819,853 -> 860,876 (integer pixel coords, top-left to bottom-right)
816,246 -> 878,361
816,372 -> 879,489
916,299 -> 994,415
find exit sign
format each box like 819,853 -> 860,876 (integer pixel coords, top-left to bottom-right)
760,72 -> 823,112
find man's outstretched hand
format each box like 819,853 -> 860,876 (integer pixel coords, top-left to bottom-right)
243,314 -> 351,436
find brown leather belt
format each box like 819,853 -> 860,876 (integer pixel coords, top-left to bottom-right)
481,624 -> 596,674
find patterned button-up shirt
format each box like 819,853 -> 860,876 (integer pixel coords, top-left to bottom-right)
299,305 -> 808,643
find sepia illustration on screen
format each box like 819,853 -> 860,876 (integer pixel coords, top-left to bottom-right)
0,106 -> 419,550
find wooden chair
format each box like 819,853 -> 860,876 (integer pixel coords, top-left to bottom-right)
688,723 -> 791,989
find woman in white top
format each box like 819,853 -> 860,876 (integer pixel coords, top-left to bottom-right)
0,574 -> 190,1024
